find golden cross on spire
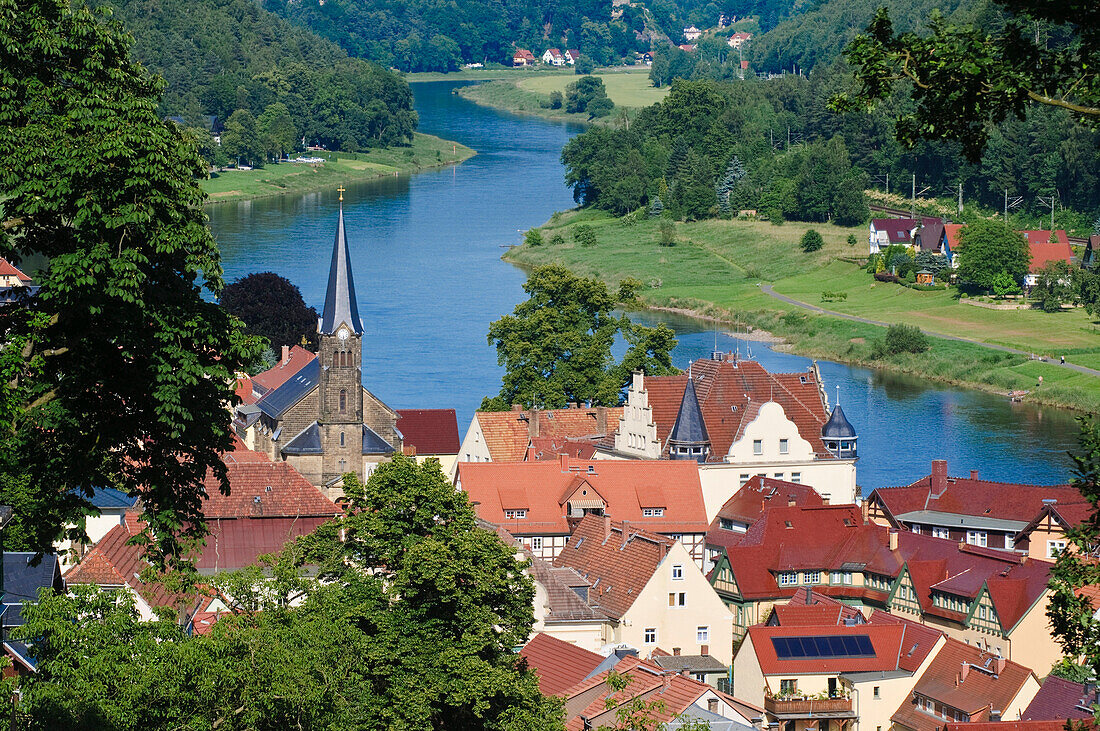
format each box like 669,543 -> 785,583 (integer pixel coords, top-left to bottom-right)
337,185 -> 345,202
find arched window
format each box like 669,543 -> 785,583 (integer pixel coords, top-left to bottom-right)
339,389 -> 347,413
339,351 -> 346,367
340,431 -> 345,447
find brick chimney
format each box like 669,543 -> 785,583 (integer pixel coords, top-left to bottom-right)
512,403 -> 523,412
595,406 -> 609,435
281,344 -> 290,365
931,460 -> 948,496
673,647 -> 681,656
621,520 -> 631,547
960,663 -> 970,683
560,453 -> 570,471
701,644 -> 709,656
995,656 -> 1006,675
529,408 -> 541,439
787,496 -> 796,507
889,529 -> 899,551
970,470 -> 980,480
602,514 -> 612,540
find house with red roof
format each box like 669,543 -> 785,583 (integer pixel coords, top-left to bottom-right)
1020,230 -> 1074,287
520,632 -> 605,695
559,654 -> 755,731
892,638 -> 1039,731
728,31 -> 752,48
552,515 -> 735,664
541,48 -> 566,66
707,475 -> 825,558
870,218 -> 919,254
766,588 -> 866,627
513,48 -> 536,66
707,504 -> 1058,674
457,455 -> 709,563
1021,675 -> 1098,721
528,552 -> 613,651
458,404 -> 621,464
606,357 -> 858,514
0,258 -> 32,289
865,459 -> 1080,557
394,408 -> 460,476
565,49 -> 581,65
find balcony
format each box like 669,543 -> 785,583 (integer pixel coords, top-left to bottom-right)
764,696 -> 855,718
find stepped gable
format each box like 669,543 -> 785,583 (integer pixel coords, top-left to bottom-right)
519,632 -> 604,696
1021,675 -> 1098,720
458,457 -> 708,536
395,408 -> 459,455
865,610 -> 942,672
553,515 -> 674,619
475,406 -> 623,462
893,638 -> 1037,731
201,456 -> 339,518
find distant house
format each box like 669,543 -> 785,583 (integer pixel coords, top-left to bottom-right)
458,404 -> 621,464
2,552 -> 64,676
1082,234 -> 1100,269
0,258 -> 31,288
565,49 -> 581,65
679,44 -> 697,52
56,486 -> 141,570
914,217 -> 950,261
541,48 -> 565,66
513,48 -> 536,67
1014,499 -> 1093,560
641,51 -> 653,64
943,223 -> 966,267
1020,230 -> 1073,287
870,218 -> 919,254
728,32 -> 752,48
706,475 -> 824,559
395,408 -> 460,476
1021,674 -> 1099,720
684,26 -> 702,41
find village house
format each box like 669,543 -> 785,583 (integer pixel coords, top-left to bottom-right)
519,632 -> 606,695
2,551 -> 65,676
864,459 -> 1080,556
1014,499 -> 1092,560
684,26 -> 702,41
707,503 -> 1058,674
869,218 -> 919,255
565,49 -> 581,65
892,638 -> 1039,731
541,48 -> 565,66
602,356 -> 858,511
706,475 -> 825,562
0,258 -> 31,289
1020,230 -> 1074,288
679,44 -> 697,52
943,223 -> 966,268
728,31 -> 752,48
55,486 -> 140,570
458,404 -> 621,464
528,552 -> 613,650
457,455 -> 709,564
552,515 -> 735,664
392,408 -> 460,477
512,48 -> 536,66
913,218 -> 956,265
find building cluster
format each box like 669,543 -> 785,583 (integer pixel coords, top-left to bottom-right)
512,47 -> 581,67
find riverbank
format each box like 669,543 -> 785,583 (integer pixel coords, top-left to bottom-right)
506,209 -> 1100,413
201,133 -> 475,205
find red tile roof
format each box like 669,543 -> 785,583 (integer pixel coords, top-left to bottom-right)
395,408 -> 460,455
646,358 -> 831,461
458,457 -> 708,537
196,516 -> 333,572
474,407 -> 622,462
866,610 -> 943,672
519,632 -> 604,695
893,638 -> 1037,731
773,588 -> 864,626
513,48 -> 536,60
250,345 -> 316,395
872,218 -> 919,243
709,476 -> 825,550
553,516 -> 675,619
1021,675 -> 1097,721
0,258 -> 31,282
526,436 -> 600,461
1021,231 -> 1074,273
944,224 -> 966,250
748,623 -> 907,675
202,458 -> 339,519
946,723 -> 1091,731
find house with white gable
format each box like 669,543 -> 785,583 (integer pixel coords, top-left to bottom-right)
684,26 -> 702,41
542,48 -> 566,66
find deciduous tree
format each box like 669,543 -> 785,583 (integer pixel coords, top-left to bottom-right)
955,220 -> 1030,292
220,272 -> 320,351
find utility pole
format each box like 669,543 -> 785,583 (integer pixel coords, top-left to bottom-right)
1004,189 -> 1008,223
958,182 -> 963,216
787,126 -> 791,150
886,172 -> 889,196
911,174 -> 916,220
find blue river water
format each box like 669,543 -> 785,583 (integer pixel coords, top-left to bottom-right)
207,80 -> 1080,492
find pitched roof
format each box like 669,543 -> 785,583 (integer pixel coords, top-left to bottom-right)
528,554 -> 608,623
0,258 -> 32,282
520,632 -> 604,695
196,516 -> 333,573
395,409 -> 460,455
513,48 -> 536,59
1021,231 -> 1074,273
553,516 -> 675,619
2,553 -> 63,627
201,457 -> 339,518
282,421 -> 324,455
83,486 -> 140,510
917,219 -> 947,253
872,218 -> 918,243
363,424 -> 396,455
256,358 -> 320,419
319,205 -> 362,335
474,406 -> 622,462
747,623 -> 907,675
943,224 -> 966,250
668,379 -> 709,450
707,476 -> 824,551
527,436 -> 602,461
946,723 -> 1092,731
459,457 -> 708,536
1021,675 -> 1097,720
250,346 -> 316,396
772,587 -> 864,627
865,610 -> 943,673
893,638 -> 1037,731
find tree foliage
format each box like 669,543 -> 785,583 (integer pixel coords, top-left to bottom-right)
0,0 -> 261,564
483,266 -> 678,409
220,272 -> 320,351
870,323 -> 929,358
955,219 -> 1030,292
1031,260 -> 1074,312
566,76 -> 614,119
800,229 -> 824,252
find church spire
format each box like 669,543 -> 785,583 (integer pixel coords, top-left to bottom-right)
319,190 -> 363,335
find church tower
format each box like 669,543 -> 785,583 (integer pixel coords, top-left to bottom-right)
317,187 -> 365,483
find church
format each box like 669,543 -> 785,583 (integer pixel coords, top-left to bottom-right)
236,192 -> 403,491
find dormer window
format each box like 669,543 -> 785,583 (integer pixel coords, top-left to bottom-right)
504,509 -> 527,520
642,507 -> 665,517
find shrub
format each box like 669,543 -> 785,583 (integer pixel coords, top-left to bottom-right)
847,234 -> 858,247
524,229 -> 544,247
618,277 -> 643,302
874,271 -> 900,283
573,224 -> 597,247
871,323 -> 929,358
549,90 -> 563,109
549,233 -> 564,246
658,220 -> 676,247
821,291 -> 848,302
800,229 -> 824,252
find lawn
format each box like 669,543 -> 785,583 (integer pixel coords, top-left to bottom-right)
201,133 -> 474,204
517,69 -> 669,108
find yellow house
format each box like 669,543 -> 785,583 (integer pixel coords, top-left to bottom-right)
1014,501 -> 1091,561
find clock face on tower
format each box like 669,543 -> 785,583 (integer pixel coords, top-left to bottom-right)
337,327 -> 349,341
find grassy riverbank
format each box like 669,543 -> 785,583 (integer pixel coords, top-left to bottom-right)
505,209 -> 1100,413
201,133 -> 475,204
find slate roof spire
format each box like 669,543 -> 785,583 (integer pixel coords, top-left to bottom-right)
319,190 -> 363,335
668,377 -> 709,462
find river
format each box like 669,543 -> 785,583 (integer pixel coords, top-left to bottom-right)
208,80 -> 1079,491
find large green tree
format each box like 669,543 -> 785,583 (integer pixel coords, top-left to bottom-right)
221,272 -> 319,351
483,266 -> 678,410
0,0 -> 261,564
954,219 -> 1031,292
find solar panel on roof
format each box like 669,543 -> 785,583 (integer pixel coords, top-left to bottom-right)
771,634 -> 876,660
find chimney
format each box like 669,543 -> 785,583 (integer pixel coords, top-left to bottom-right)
804,587 -> 812,603
995,656 -> 1006,675
822,496 -> 830,505
681,666 -> 690,676
889,529 -> 899,551
281,344 -> 290,365
701,644 -> 709,656
931,460 -> 948,495
529,408 -> 540,439
787,496 -> 796,507
568,402 -> 578,409
970,470 -> 979,480
621,520 -> 631,546
251,495 -> 263,517
673,647 -> 681,656
511,403 -> 523,412
960,663 -> 970,683
596,406 -> 609,435
560,453 -> 570,472
602,513 -> 612,540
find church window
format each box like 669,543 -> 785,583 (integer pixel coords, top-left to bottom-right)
339,389 -> 347,413
340,431 -> 345,447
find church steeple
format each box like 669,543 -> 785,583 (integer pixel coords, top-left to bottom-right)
668,377 -> 710,462
320,189 -> 363,335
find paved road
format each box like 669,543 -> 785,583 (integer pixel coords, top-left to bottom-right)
759,283 -> 1100,378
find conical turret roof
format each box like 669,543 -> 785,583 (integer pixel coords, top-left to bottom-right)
319,205 -> 363,335
668,378 -> 709,446
822,404 -> 856,439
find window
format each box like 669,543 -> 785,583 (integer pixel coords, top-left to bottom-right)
778,572 -> 797,587
643,508 -> 665,517
667,534 -> 682,542
966,530 -> 988,547
504,509 -> 527,520
873,686 -> 880,699
978,606 -> 987,619
1004,532 -> 1016,549
697,626 -> 709,642
909,523 -> 921,534
644,628 -> 657,644
668,592 -> 686,607
1047,540 -> 1067,558
531,537 -> 543,551
791,473 -> 801,484
804,571 -> 822,585
339,389 -> 347,413
739,474 -> 751,486
720,518 -> 736,531
780,679 -> 797,695
779,438 -> 789,454
932,526 -> 950,539
831,571 -> 852,585
339,431 -> 345,447
337,458 -> 347,472
774,473 -> 784,480
672,565 -> 684,581
753,439 -> 763,455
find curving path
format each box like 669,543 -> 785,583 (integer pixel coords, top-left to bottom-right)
758,283 -> 1100,378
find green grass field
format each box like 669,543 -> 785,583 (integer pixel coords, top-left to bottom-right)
517,70 -> 669,108
201,133 -> 474,204
505,210 -> 1100,412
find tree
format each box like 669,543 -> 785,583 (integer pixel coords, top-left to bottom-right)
715,155 -> 746,217
221,108 -> 264,167
0,0 -> 260,564
991,270 -> 1023,299
566,76 -> 612,117
483,266 -> 678,409
800,229 -> 824,253
1031,260 -> 1074,312
575,55 -> 596,74
257,102 -> 298,161
549,90 -> 563,109
955,220 -> 1030,292
832,2 -> 1100,160
915,251 -> 949,275
574,224 -> 598,247
1074,268 -> 1100,317
524,229 -> 544,246
870,323 -> 929,358
649,195 -> 665,218
220,272 -> 320,350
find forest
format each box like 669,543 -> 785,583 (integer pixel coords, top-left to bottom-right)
91,0 -> 418,153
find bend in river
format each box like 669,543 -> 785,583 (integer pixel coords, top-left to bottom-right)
208,80 -> 1079,492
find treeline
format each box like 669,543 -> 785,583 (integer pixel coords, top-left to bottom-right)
574,70 -> 1100,224
93,0 -> 417,153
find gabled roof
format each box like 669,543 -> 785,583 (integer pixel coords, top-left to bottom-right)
459,457 -> 708,536
513,48 -> 536,59
0,258 -> 31,282
363,424 -> 396,455
893,638 -> 1037,731
2,553 -> 63,627
1023,231 -> 1074,273
196,516 -> 333,573
256,358 -> 320,419
747,623 -> 906,675
871,218 -> 918,243
83,486 -> 140,510
553,516 -> 674,619
319,205 -> 363,335
250,346 -> 316,397
917,219 -> 946,253
473,406 -> 622,462
772,587 -> 864,627
528,554 -> 608,623
395,409 -> 460,455
1017,500 -> 1093,542
1021,675 -> 1097,720
707,476 -> 824,551
520,632 -> 604,695
943,224 -> 966,250
201,457 -> 339,518
865,610 -> 943,673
